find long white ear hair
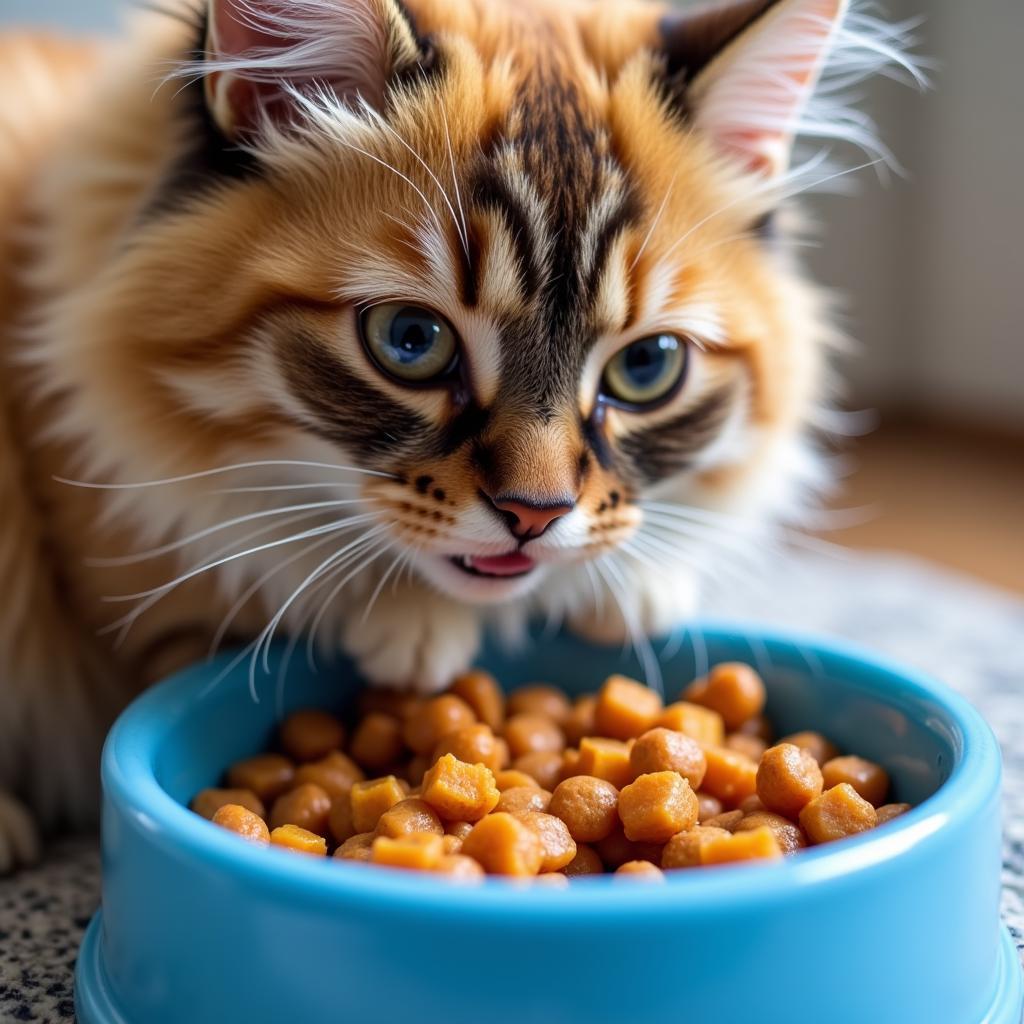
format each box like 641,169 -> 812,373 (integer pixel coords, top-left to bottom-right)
663,0 -> 927,179
171,0 -> 423,138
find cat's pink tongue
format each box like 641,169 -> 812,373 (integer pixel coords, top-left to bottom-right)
467,553 -> 535,576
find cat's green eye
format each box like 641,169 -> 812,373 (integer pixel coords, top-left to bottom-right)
601,334 -> 688,408
360,303 -> 458,384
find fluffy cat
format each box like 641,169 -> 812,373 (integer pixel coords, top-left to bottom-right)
0,0 -> 919,870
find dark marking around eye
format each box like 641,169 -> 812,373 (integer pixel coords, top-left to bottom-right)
276,331 -> 433,461
415,475 -> 433,495
609,491 -> 621,509
439,401 -> 491,457
582,402 -> 616,472
619,384 -> 737,484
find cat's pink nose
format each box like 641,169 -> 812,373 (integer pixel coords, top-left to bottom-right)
491,496 -> 574,540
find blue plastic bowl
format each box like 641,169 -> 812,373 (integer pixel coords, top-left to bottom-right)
75,624 -> 1021,1024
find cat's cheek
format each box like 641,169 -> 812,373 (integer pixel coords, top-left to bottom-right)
340,590 -> 481,694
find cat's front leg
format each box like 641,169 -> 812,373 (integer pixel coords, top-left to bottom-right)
0,791 -> 41,874
340,579 -> 481,694
566,564 -> 700,646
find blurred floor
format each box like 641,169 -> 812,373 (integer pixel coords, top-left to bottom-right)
824,419 -> 1024,595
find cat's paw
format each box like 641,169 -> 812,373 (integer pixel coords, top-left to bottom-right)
0,791 -> 41,875
567,564 -> 699,645
341,586 -> 480,694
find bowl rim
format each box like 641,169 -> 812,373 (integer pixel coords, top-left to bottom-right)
102,620 -> 1002,919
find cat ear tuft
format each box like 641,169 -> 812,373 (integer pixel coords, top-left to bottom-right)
202,0 -> 423,138
662,0 -> 849,178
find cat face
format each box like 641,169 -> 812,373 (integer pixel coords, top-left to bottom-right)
50,0 -> 912,645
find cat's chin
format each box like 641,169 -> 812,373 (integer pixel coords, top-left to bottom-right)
414,552 -> 548,605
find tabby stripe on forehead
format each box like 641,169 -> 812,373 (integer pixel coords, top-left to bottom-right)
470,170 -> 542,300
584,190 -> 641,304
620,384 -> 737,483
276,331 -> 433,461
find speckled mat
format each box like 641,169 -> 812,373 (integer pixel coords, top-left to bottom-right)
1,551 -> 1022,1023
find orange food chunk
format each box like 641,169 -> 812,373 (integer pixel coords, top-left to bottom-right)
563,695 -> 598,746
735,811 -> 807,853
700,826 -> 782,866
696,793 -> 723,822
402,695 -> 476,755
876,802 -> 912,825
595,825 -> 664,870
350,775 -> 407,834
358,689 -> 422,721
461,813 -> 543,876
629,728 -> 707,789
560,748 -> 582,781
561,844 -> 603,877
702,810 -> 744,832
799,784 -> 878,844
618,772 -> 699,843
594,676 -> 663,740
506,685 -> 571,725
279,709 -> 345,762
576,737 -> 634,789
333,832 -> 375,862
433,724 -> 507,772
435,854 -> 486,880
503,714 -> 565,759
269,783 -> 332,835
496,786 -> 551,816
420,754 -> 500,822
655,702 -> 725,746
371,832 -> 444,871
725,733 -> 767,762
226,754 -> 295,803
293,751 -> 364,800
349,713 -> 405,770
519,811 -> 577,872
269,824 -> 327,856
614,861 -> 666,881
512,751 -> 564,791
192,787 -> 265,821
375,798 -> 443,838
684,664 -> 766,731
700,746 -> 759,807
450,670 -> 505,732
756,743 -> 824,818
821,756 -> 889,807
737,714 -> 774,744
494,769 -> 540,791
548,776 -> 620,843
661,826 -> 731,869
780,731 -> 840,767
211,803 -> 270,844
446,820 -> 475,840
327,795 -> 355,845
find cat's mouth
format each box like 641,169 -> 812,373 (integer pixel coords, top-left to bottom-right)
448,552 -> 536,579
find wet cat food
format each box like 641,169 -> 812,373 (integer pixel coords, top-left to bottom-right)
193,665 -> 913,881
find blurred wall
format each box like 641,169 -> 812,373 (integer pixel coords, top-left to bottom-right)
3,0 -> 1023,433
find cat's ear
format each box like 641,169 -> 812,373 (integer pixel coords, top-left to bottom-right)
203,0 -> 423,137
661,0 -> 848,177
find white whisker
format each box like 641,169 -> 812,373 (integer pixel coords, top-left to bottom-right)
255,522 -> 395,679
90,498 -> 368,567
105,515 -> 375,604
305,531 -> 396,667
55,458 -> 395,491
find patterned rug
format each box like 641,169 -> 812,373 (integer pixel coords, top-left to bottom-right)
1,551 -> 1021,1023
